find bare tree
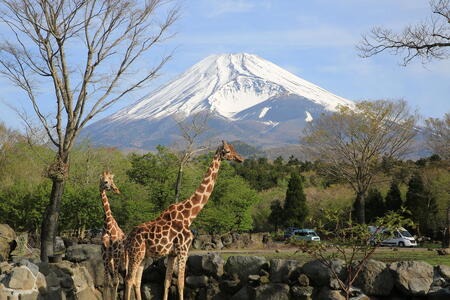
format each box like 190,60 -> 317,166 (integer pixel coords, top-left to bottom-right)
302,100 -> 418,224
424,113 -> 450,160
358,0 -> 450,65
0,0 -> 178,262
173,111 -> 209,202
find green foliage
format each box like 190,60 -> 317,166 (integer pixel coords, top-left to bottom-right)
385,181 -> 403,212
405,172 -> 439,235
283,173 -> 308,228
365,188 -> 385,223
233,157 -> 285,191
268,200 -> 284,231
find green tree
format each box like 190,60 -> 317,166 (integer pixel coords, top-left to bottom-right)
385,181 -> 403,212
268,200 -> 284,231
364,188 -> 385,223
405,172 -> 438,236
283,173 -> 308,228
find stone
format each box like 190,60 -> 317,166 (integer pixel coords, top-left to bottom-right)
186,275 -> 209,288
230,286 -> 249,300
436,248 -> 449,256
221,234 -> 233,247
317,287 -> 345,300
45,271 -> 61,287
249,283 -> 290,300
269,259 -> 302,283
219,279 -> 242,295
389,261 -> 433,296
35,272 -> 47,293
188,253 -> 224,278
302,259 -> 345,287
65,244 -> 101,262
0,261 -> 12,274
18,259 -> 39,277
291,285 -> 314,298
298,274 -> 310,286
353,259 -> 393,296
54,237 -> 65,254
9,233 -> 28,258
18,291 -> 39,300
0,224 -> 16,261
248,274 -> 260,282
224,256 -> 267,284
44,287 -> 67,300
427,287 -> 450,300
80,257 -> 104,288
142,283 -> 163,300
5,266 -> 36,290
75,286 -> 102,300
197,282 -> 222,300
437,265 -> 450,281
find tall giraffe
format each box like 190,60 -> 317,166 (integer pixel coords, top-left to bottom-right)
99,171 -> 125,300
123,141 -> 244,300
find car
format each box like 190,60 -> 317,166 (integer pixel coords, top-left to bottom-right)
368,226 -> 417,247
288,229 -> 321,242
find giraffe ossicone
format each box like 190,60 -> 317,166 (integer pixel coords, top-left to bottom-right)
123,141 -> 244,300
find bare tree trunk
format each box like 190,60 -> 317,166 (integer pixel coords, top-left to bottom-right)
443,204 -> 450,248
354,192 -> 366,224
40,178 -> 65,262
174,164 -> 183,202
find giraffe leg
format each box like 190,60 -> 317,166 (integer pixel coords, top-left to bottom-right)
163,255 -> 176,300
177,253 -> 188,300
124,253 -> 143,300
102,245 -> 114,300
133,262 -> 145,300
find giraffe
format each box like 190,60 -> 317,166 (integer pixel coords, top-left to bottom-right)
123,141 -> 244,300
99,171 -> 126,300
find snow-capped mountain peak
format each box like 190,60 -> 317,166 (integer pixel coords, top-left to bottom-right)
109,53 -> 353,122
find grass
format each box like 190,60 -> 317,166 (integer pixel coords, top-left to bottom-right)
213,247 -> 450,266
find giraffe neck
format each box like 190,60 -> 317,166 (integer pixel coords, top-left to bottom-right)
183,153 -> 222,224
100,189 -> 114,223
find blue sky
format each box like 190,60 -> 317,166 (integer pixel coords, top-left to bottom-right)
1,0 -> 449,130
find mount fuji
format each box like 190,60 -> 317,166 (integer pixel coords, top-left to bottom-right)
82,53 -> 354,151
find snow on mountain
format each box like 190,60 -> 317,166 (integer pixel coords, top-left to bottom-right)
83,53 -> 354,150
108,53 -> 353,122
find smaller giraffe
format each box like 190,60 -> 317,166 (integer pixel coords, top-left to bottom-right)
123,141 -> 244,300
99,171 -> 126,300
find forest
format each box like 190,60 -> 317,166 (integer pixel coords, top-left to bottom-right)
1,121 -> 449,243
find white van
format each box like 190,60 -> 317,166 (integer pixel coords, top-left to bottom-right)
368,226 -> 417,247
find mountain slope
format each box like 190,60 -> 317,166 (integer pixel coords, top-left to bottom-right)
82,53 -> 354,150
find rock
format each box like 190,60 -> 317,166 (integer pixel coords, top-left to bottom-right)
18,291 -> 39,300
436,248 -> 449,256
212,237 -> 224,250
302,259 -> 345,287
291,285 -> 314,298
219,279 -> 242,295
230,286 -> 249,300
142,283 -> 163,300
80,258 -> 104,288
54,237 -> 65,254
75,286 -> 101,300
317,287 -> 345,300
36,272 -> 47,293
186,275 -> 209,288
65,244 -> 101,262
389,261 -> 433,296
188,253 -> 224,278
427,287 -> 450,300
353,259 -> 393,296
437,265 -> 450,281
4,266 -> 36,290
197,282 -> 222,300
0,224 -> 16,261
221,234 -> 233,247
249,283 -> 290,300
269,259 -> 302,283
224,256 -> 267,284
44,287 -> 67,300
0,261 -> 12,274
18,259 -> 39,277
9,232 -> 29,258
298,274 -> 310,286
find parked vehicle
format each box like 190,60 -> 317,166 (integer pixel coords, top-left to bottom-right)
287,229 -> 321,242
368,226 -> 417,247
283,227 -> 300,239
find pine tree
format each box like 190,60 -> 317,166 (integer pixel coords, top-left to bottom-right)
268,200 -> 284,231
405,172 -> 438,236
385,181 -> 403,212
365,188 -> 386,223
283,173 -> 308,227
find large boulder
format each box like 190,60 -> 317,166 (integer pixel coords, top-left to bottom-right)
224,256 -> 267,284
353,259 -> 393,296
3,266 -> 36,290
269,259 -> 302,283
302,259 -> 345,287
80,257 -> 104,288
249,283 -> 290,300
188,253 -> 224,279
65,244 -> 101,262
389,261 -> 433,296
0,224 -> 16,261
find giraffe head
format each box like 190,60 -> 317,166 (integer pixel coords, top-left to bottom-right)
100,171 -> 121,194
219,141 -> 244,162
